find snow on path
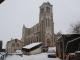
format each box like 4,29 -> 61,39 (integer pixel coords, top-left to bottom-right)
6,53 -> 61,60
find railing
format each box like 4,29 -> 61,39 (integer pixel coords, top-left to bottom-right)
0,52 -> 8,60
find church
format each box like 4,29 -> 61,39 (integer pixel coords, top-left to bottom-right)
21,2 -> 54,47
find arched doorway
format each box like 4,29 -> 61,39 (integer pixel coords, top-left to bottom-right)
46,39 -> 51,46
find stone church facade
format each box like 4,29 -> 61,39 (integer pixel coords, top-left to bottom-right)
22,2 -> 54,47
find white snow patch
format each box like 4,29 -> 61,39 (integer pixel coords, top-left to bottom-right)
23,42 -> 42,49
49,47 -> 56,52
6,53 -> 61,60
69,53 -> 75,55
15,50 -> 23,54
56,35 -> 62,41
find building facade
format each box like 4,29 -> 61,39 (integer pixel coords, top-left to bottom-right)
22,2 -> 54,47
6,38 -> 23,53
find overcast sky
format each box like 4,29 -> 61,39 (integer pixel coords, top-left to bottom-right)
0,0 -> 80,48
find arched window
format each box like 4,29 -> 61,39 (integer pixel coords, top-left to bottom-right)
37,37 -> 39,42
48,18 -> 49,26
46,7 -> 50,13
46,19 -> 47,26
40,8 -> 44,14
46,18 -> 49,26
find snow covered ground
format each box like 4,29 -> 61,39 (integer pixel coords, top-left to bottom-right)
6,53 -> 61,60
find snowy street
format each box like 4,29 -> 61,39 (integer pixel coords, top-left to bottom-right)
5,53 -> 61,60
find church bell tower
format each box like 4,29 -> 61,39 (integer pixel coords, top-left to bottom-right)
39,2 -> 54,46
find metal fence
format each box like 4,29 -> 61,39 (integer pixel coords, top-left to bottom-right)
0,52 -> 8,60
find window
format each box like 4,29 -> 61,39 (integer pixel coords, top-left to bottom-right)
15,39 -> 17,43
34,26 -> 37,33
46,19 -> 49,26
16,44 -> 19,47
48,18 -> 49,26
37,37 -> 39,42
34,27 -> 36,32
37,25 -> 38,31
40,8 -> 44,14
46,19 -> 47,26
12,44 -> 15,47
14,49 -> 17,53
36,26 -> 37,32
30,30 -> 31,34
46,7 -> 50,13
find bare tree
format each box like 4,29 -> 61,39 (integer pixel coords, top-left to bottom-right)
0,0 -> 4,4
70,21 -> 80,34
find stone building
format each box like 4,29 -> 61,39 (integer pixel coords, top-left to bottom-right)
6,38 -> 23,53
22,2 -> 54,47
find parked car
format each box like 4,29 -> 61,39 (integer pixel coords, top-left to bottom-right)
47,47 -> 56,58
42,46 -> 48,52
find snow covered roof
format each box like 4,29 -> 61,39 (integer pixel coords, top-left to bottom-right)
56,35 -> 62,41
23,42 -> 42,49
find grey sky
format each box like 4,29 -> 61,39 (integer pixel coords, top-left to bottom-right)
0,0 -> 80,48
